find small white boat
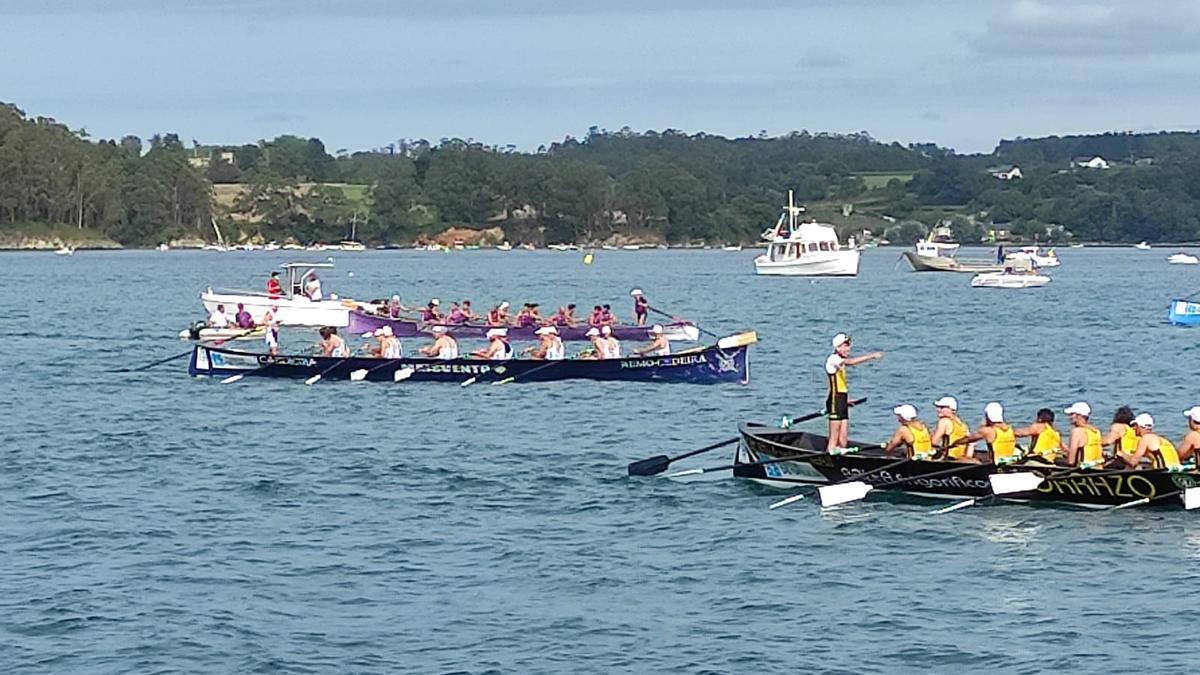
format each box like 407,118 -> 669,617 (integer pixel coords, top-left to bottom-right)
519,243 -> 537,251
722,245 -> 743,252
1135,242 -> 1152,250
622,244 -> 641,251
753,190 -> 859,276
339,241 -> 366,252
601,245 -> 618,251
496,241 -> 513,251
54,245 -> 74,256
263,242 -> 280,252
1005,245 -> 1061,267
971,260 -> 1050,288
1069,243 -> 1085,249
1168,252 -> 1199,265
156,243 -> 170,252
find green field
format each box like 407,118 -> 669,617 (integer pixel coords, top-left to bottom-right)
854,171 -> 916,189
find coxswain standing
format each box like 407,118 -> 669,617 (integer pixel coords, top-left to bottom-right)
930,396 -> 973,461
263,305 -> 280,356
1013,408 -> 1063,464
531,326 -> 565,360
1063,402 -> 1105,468
1178,407 -> 1200,463
630,289 -> 649,326
209,304 -> 231,328
883,404 -> 933,459
234,303 -> 255,329
318,327 -> 349,357
474,328 -> 513,360
266,271 -> 283,299
633,324 -> 670,357
419,325 -> 458,359
824,333 -> 883,452
1119,413 -> 1182,470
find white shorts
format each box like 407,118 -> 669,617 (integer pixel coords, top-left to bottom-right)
265,329 -> 279,348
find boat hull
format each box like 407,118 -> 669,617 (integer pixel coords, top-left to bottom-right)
1168,299 -> 1200,326
734,425 -> 1199,508
753,250 -> 860,276
903,251 -> 1004,273
346,310 -> 701,342
201,292 -> 351,327
188,342 -> 750,385
970,273 -> 1050,288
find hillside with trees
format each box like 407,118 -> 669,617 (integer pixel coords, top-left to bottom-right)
2,101 -> 1200,248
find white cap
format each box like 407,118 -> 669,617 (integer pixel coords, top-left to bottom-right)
1133,413 -> 1154,428
372,328 -> 385,336
391,294 -> 400,301
832,333 -> 850,348
601,325 -> 613,336
933,396 -> 958,411
535,326 -> 557,335
586,327 -> 600,337
381,325 -> 393,337
650,324 -> 664,334
893,404 -> 918,421
1064,401 -> 1091,417
486,328 -> 507,338
499,301 -> 510,309
984,402 -> 1004,423
1184,407 -> 1200,423
630,288 -> 644,296
430,298 -> 440,306
431,326 -> 448,334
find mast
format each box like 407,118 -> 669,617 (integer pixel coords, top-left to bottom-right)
787,189 -> 795,230
211,216 -> 225,247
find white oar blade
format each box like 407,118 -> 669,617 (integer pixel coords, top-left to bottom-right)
349,369 -> 368,382
1112,497 -> 1150,510
459,376 -> 477,387
666,468 -> 704,478
303,374 -> 321,386
989,472 -> 1045,495
682,325 -> 701,342
221,374 -> 245,384
394,367 -> 415,382
768,492 -> 807,510
1185,488 -> 1200,511
818,481 -> 873,508
717,331 -> 758,349
931,498 -> 976,514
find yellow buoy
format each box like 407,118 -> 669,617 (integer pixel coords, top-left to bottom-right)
583,251 -> 594,265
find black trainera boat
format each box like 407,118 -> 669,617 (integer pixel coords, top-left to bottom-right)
735,424 -> 1200,509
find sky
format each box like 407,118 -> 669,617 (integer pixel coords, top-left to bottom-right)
2,0 -> 1199,154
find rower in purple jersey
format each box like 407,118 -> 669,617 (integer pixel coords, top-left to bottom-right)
447,302 -> 468,324
630,289 -> 648,326
420,299 -> 442,322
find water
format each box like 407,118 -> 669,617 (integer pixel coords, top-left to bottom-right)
2,247 -> 1199,673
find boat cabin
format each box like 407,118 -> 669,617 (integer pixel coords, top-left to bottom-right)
764,223 -> 844,262
281,261 -> 334,300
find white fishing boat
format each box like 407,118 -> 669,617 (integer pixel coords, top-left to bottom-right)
971,259 -> 1050,289
338,241 -> 367,252
200,261 -> 353,327
496,241 -> 513,251
1005,245 -> 1061,267
722,245 -> 743,252
1167,252 -> 1199,265
1135,241 -> 1152,250
622,244 -> 641,251
753,191 -> 859,276
54,245 -> 74,256
156,243 -> 170,252
263,242 -> 281,251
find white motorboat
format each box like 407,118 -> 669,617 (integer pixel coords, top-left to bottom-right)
1135,242 -> 1152,250
496,241 -> 513,251
1168,252 -> 1199,265
1005,245 -> 1061,267
200,261 -> 353,327
971,259 -> 1050,288
722,245 -> 743,252
156,243 -> 170,252
54,245 -> 74,256
753,191 -> 859,276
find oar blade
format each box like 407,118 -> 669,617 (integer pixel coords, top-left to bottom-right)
627,455 -> 671,477
1111,496 -> 1150,510
665,468 -> 704,478
767,492 -> 807,510
394,367 -> 415,382
989,471 -> 1045,495
459,376 -> 478,387
818,481 -> 873,507
1185,487 -> 1200,511
221,374 -> 246,384
350,369 -> 368,382
931,498 -> 977,514
303,374 -> 322,386
716,331 -> 758,349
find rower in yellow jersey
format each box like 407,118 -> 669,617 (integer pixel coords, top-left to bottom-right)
958,402 -> 1018,464
823,333 -> 884,451
1119,413 -> 1182,470
930,396 -> 973,461
1063,401 -> 1105,468
1102,406 -> 1137,461
1013,408 -> 1063,464
1179,407 -> 1200,464
882,404 -> 934,459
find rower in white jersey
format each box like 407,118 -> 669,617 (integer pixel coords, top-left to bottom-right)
473,328 -> 513,360
531,326 -> 565,360
599,325 -> 621,359
633,324 -> 670,357
418,325 -> 459,359
370,325 -> 403,358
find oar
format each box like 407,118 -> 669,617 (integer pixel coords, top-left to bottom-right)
764,449 -> 903,510
626,398 -> 867,477
305,351 -> 359,386
115,349 -> 194,373
645,303 -> 718,340
666,450 -> 826,478
819,461 -> 985,508
492,358 -> 563,385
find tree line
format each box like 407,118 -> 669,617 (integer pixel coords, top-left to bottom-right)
3,100 -> 1200,246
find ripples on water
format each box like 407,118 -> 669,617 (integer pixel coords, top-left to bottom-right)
2,248 -> 1199,673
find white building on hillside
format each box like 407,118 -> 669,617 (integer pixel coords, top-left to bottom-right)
1072,156 -> 1110,169
991,166 -> 1023,180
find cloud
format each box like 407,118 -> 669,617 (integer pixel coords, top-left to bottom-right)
971,0 -> 1200,57
796,47 -> 852,69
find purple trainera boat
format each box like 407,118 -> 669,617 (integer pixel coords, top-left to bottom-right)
346,309 -> 701,342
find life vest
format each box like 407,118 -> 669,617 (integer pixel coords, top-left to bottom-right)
1081,426 -> 1104,466
906,422 -> 933,458
1030,424 -> 1062,462
944,416 -> 971,459
1150,436 -> 1182,470
988,423 -> 1017,462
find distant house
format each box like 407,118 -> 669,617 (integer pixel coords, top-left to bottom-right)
1072,156 -> 1110,169
990,166 -> 1023,180
1134,158 -> 1154,166
187,148 -> 237,169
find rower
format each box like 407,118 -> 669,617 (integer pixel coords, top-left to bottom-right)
418,325 -> 458,359
588,305 -> 604,326
960,402 -> 1017,464
1063,401 -> 1105,468
1102,406 -> 1137,459
600,304 -> 617,325
883,404 -> 934,460
633,324 -> 670,357
531,326 -> 565,360
583,327 -> 603,359
266,271 -> 283,299
234,303 -> 255,329
824,333 -> 884,452
387,295 -> 410,318
599,325 -> 621,359
487,302 -> 510,326
263,305 -> 280,356
420,299 -> 443,323
305,272 -> 323,301
1121,413 -> 1181,470
473,328 -> 513,360
1178,407 -> 1200,463
515,304 -> 537,329
371,326 -> 402,358
209,304 -> 231,328
460,300 -> 478,321
631,289 -> 649,326
563,304 -> 578,326
447,302 -> 468,324
318,327 -> 349,357
930,396 -> 973,460
1013,408 -> 1063,464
